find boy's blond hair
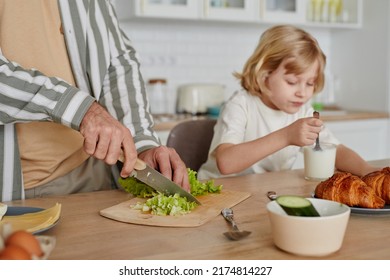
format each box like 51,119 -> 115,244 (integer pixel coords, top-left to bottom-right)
234,25 -> 326,97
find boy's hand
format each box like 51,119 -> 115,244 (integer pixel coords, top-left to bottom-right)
286,117 -> 323,147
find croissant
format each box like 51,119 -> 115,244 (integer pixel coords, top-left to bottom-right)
362,167 -> 390,204
315,172 -> 385,209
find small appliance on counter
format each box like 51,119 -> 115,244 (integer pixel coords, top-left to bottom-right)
176,83 -> 224,115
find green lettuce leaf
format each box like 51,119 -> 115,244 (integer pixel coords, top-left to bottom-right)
119,168 -> 222,216
118,176 -> 155,198
132,193 -> 196,216
188,169 -> 222,196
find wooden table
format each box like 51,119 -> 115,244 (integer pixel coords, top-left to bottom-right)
5,159 -> 390,260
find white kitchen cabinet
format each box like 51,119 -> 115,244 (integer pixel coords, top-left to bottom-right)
113,0 -> 362,28
260,0 -> 362,27
141,0 -> 199,19
306,0 -> 362,27
326,119 -> 390,161
114,0 -> 199,20
114,0 -> 258,21
293,118 -> 390,169
260,0 -> 306,23
204,0 -> 258,22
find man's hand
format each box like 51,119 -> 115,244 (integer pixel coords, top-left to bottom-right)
139,146 -> 191,191
79,102 -> 136,177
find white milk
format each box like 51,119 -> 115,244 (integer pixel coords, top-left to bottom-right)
303,143 -> 337,181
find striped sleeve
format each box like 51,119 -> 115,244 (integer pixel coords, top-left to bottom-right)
89,0 -> 161,151
0,53 -> 95,129
59,0 -> 160,151
0,124 -> 23,201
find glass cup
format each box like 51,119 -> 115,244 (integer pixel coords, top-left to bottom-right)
303,143 -> 337,181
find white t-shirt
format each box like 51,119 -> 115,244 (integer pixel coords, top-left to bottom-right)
197,90 -> 340,180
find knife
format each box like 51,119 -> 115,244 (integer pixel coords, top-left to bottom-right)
118,155 -> 201,204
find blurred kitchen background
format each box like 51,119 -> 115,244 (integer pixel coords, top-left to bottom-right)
112,0 -> 390,164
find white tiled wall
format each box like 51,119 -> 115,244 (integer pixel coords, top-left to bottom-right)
119,20 -> 332,113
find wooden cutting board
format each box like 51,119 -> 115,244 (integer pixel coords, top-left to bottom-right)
99,190 -> 251,227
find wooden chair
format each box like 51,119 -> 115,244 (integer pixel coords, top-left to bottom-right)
166,119 -> 217,172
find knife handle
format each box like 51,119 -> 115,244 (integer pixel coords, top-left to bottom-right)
134,158 -> 147,170
118,152 -> 146,170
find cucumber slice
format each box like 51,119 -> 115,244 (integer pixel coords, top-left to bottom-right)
276,195 -> 320,217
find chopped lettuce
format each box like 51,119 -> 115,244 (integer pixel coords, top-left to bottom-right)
132,193 -> 196,216
119,168 -> 223,216
118,176 -> 155,198
188,168 -> 222,196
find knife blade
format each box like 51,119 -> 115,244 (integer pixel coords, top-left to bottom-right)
119,156 -> 201,204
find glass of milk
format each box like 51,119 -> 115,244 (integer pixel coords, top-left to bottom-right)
303,143 -> 337,181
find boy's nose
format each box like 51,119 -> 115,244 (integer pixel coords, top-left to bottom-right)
296,85 -> 310,98
295,88 -> 305,97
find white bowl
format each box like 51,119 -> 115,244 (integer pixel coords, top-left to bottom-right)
267,198 -> 350,257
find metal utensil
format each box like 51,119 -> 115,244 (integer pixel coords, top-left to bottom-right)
118,155 -> 201,204
221,208 -> 251,241
313,111 -> 322,151
267,191 -> 277,201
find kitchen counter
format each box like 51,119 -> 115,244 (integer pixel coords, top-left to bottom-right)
152,114 -> 209,131
5,159 -> 390,260
153,110 -> 389,131
319,109 -> 389,121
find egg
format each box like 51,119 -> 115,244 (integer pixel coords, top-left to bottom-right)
5,230 -> 43,257
0,244 -> 31,260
